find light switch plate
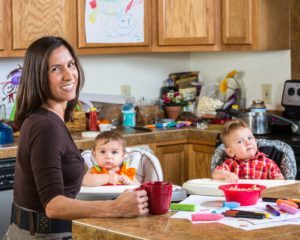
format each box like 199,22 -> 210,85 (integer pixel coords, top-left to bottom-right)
262,84 -> 272,104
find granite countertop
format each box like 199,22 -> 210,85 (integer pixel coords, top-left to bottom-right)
73,183 -> 300,240
0,125 -> 223,159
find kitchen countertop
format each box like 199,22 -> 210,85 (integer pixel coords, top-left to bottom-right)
0,125 -> 223,159
72,183 -> 300,240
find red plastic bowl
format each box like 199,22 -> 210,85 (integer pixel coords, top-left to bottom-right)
218,183 -> 266,206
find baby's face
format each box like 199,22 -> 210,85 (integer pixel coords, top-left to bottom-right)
224,127 -> 257,160
93,140 -> 124,170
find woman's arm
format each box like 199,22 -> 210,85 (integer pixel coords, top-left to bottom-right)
45,189 -> 148,220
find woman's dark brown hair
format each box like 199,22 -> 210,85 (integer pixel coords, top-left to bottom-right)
14,36 -> 85,128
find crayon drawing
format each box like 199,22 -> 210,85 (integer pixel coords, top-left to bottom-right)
85,0 -> 144,43
0,67 -> 22,120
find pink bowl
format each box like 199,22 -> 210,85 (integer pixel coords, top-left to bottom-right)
218,183 -> 266,206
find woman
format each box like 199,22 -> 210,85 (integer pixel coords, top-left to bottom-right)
5,36 -> 148,239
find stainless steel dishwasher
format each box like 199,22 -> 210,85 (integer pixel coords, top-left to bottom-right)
0,157 -> 15,239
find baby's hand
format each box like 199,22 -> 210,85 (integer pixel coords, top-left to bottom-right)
108,173 -> 120,185
224,172 -> 238,183
118,175 -> 134,185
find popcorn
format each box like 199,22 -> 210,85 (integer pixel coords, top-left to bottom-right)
195,96 -> 223,117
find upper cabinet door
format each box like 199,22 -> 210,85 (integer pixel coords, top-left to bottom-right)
0,0 -> 4,51
12,0 -> 76,50
221,0 -> 252,45
157,0 -> 216,46
77,0 -> 151,54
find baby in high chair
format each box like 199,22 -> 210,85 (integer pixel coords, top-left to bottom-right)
82,131 -> 140,186
212,119 -> 284,182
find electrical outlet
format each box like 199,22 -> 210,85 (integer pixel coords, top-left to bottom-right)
261,84 -> 272,104
121,85 -> 131,97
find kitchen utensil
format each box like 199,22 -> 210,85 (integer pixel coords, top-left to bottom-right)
218,183 -> 266,206
241,112 -> 300,135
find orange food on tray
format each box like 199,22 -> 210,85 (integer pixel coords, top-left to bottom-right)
97,119 -> 111,124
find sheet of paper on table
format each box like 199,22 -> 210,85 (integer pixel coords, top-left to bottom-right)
170,195 -> 300,231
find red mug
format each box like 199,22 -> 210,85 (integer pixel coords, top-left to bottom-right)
139,181 -> 172,215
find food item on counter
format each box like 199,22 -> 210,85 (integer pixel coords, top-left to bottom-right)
195,96 -> 223,117
97,119 -> 111,124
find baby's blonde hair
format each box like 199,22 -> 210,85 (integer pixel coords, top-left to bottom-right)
220,119 -> 251,146
94,131 -> 126,152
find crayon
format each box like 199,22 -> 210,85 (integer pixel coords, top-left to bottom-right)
262,197 -> 283,202
211,207 -> 229,214
223,202 -> 240,209
276,199 -> 298,209
266,204 -> 281,216
223,210 -> 265,219
278,203 -> 298,214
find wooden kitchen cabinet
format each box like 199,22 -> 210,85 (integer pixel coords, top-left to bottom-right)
221,0 -> 290,51
152,0 -> 220,52
0,0 -> 76,57
77,0 -> 151,54
155,139 -> 216,185
0,0 -> 4,52
188,143 -> 215,179
156,142 -> 188,186
221,0 -> 253,46
152,0 -> 290,52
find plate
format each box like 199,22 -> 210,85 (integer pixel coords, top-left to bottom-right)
182,178 -> 299,196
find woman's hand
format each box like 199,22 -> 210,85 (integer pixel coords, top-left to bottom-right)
113,189 -> 149,217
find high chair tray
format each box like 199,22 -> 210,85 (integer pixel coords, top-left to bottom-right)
182,179 -> 299,196
79,185 -> 140,195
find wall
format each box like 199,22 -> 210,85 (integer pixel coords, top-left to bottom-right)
0,53 -> 190,104
0,51 -> 290,111
190,51 -> 291,110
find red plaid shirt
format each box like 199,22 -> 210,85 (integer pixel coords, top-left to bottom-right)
215,151 -> 284,179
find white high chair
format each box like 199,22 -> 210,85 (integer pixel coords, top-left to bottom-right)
78,145 -> 187,201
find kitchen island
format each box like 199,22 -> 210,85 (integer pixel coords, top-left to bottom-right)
73,183 -> 300,240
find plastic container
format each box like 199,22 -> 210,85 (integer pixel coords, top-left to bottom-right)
89,107 -> 98,131
122,110 -> 136,127
250,100 -> 266,113
218,184 -> 266,206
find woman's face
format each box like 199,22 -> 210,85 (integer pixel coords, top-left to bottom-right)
47,45 -> 78,103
